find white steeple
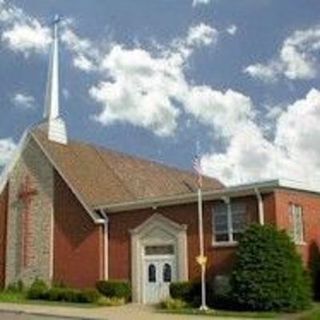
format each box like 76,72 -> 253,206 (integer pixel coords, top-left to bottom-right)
44,15 -> 67,144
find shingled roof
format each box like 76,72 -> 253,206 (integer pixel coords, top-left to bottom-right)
31,128 -> 224,210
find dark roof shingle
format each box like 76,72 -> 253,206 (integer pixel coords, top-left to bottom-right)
32,128 -> 224,209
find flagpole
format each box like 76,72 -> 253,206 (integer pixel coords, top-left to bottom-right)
198,185 -> 208,311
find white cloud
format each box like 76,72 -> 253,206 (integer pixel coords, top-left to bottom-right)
0,138 -> 16,167
0,1 -> 98,68
245,25 -> 320,82
244,62 -> 280,82
183,86 -> 254,138
192,0 -> 212,7
89,23 -> 218,137
201,89 -> 320,189
0,1 -> 51,56
2,21 -> 51,55
11,93 -> 35,109
89,45 -> 184,136
226,25 -> 237,36
60,26 -> 100,72
275,89 -> 320,167
186,23 -> 218,47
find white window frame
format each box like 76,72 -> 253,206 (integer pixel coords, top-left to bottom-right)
212,198 -> 246,246
290,204 -> 304,244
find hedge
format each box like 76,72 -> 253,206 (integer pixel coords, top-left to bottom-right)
26,279 -> 100,303
96,280 -> 131,301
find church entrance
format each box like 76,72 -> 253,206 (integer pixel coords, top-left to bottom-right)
143,245 -> 176,304
130,214 -> 188,303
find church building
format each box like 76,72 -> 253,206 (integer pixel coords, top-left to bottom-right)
1,19 -> 320,304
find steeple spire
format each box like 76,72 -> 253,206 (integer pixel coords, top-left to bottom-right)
44,15 -> 67,144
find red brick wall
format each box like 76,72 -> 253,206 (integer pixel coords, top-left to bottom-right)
53,171 -> 102,288
0,184 -> 8,288
108,195 -> 260,281
273,189 -> 320,267
263,193 -> 276,225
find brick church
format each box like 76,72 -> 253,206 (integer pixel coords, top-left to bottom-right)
1,19 -> 320,304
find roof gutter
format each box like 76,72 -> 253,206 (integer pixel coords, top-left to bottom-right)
95,180 -> 280,213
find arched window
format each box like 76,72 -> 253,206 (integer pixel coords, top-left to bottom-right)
163,263 -> 172,282
148,264 -> 156,282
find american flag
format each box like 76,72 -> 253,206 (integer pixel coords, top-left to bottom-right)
193,155 -> 203,188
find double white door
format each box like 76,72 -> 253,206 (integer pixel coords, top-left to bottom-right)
144,257 -> 176,304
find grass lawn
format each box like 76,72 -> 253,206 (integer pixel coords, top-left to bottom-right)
297,303 -> 320,320
159,308 -> 277,318
160,304 -> 320,319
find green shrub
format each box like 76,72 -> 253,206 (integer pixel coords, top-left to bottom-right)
209,275 -> 234,310
96,296 -> 125,306
230,224 -> 312,312
170,282 -> 194,302
96,281 -> 131,301
46,287 -> 78,302
170,281 -> 214,308
46,287 -> 100,303
160,298 -> 188,310
27,278 -> 48,300
76,289 -> 100,303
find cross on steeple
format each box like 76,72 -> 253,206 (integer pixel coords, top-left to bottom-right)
43,14 -> 68,145
18,175 -> 38,268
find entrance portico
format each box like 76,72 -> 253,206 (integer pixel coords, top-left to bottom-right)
130,214 -> 188,304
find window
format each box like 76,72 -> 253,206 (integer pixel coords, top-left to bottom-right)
163,263 -> 172,282
231,202 -> 247,241
290,204 -> 304,244
213,200 -> 247,243
145,245 -> 174,255
213,202 -> 229,242
148,264 -> 156,282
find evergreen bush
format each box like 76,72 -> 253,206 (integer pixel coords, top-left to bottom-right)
170,282 -> 193,302
230,224 -> 312,312
96,280 -> 131,301
26,278 -> 48,300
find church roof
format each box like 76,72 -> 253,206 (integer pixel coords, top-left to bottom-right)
31,128 -> 224,211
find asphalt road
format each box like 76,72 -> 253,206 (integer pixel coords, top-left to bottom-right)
0,311 -> 67,320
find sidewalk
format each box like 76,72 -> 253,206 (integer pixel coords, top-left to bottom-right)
0,302 -> 268,320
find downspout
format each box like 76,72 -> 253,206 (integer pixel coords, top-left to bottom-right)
99,210 -> 109,280
255,188 -> 264,225
222,196 -> 233,242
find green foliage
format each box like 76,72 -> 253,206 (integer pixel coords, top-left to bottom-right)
170,282 -> 194,302
230,224 -> 312,312
26,278 -> 49,300
96,280 -> 131,301
76,289 -> 101,303
209,275 -> 234,310
5,280 -> 24,293
170,281 -> 215,307
160,298 -> 188,310
42,287 -> 100,303
26,278 -> 100,304
308,242 -> 320,300
96,296 -> 125,306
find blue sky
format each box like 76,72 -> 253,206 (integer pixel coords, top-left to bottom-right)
0,0 -> 320,187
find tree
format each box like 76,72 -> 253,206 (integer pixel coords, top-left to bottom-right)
230,224 -> 312,312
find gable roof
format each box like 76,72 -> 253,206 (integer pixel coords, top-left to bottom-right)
31,128 -> 224,211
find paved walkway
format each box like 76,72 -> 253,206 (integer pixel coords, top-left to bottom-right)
0,302 -> 269,320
